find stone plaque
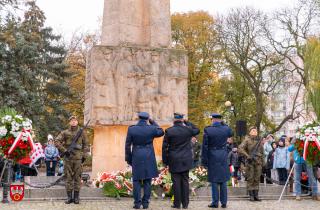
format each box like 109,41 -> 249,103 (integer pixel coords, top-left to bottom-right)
84,46 -> 188,127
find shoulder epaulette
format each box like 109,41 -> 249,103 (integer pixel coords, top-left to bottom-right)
129,125 -> 135,128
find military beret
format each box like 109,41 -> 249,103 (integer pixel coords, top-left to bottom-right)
69,116 -> 78,122
138,112 -> 150,120
174,112 -> 184,119
211,113 -> 222,119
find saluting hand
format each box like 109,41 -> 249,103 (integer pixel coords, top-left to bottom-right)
149,118 -> 155,125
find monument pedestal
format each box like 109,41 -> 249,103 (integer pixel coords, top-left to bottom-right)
86,0 -> 188,177
92,126 -> 168,176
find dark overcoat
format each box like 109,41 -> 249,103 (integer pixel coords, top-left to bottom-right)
202,123 -> 234,183
125,120 -> 164,181
162,120 -> 200,173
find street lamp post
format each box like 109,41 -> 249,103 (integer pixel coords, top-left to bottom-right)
225,101 -> 235,125
225,101 -> 231,125
1,159 -> 13,203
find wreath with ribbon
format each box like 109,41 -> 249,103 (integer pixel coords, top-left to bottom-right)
294,121 -> 320,166
0,108 -> 35,163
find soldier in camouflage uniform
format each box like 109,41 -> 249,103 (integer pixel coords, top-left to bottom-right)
238,126 -> 265,202
55,116 -> 89,204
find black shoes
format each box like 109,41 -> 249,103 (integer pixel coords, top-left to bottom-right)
249,190 -> 255,201
221,204 -> 227,208
143,206 -> 149,209
74,191 -> 80,204
171,205 -> 181,209
254,190 -> 261,201
133,205 -> 140,209
208,203 -> 218,208
182,206 -> 188,209
65,191 -> 73,204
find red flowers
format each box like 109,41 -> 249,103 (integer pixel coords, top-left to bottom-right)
12,152 -> 19,156
3,149 -> 8,155
300,142 -> 304,148
8,138 -> 14,145
313,151 -> 318,155
311,142 -> 316,148
18,141 -> 24,148
0,139 -> 7,146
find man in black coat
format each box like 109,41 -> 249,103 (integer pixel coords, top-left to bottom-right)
162,112 -> 200,209
191,137 -> 202,167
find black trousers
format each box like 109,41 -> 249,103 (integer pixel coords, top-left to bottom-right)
266,168 -> 272,184
171,170 -> 189,207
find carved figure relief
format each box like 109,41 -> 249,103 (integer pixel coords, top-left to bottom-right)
85,46 -> 188,126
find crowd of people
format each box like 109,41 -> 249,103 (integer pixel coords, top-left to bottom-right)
190,132 -> 320,202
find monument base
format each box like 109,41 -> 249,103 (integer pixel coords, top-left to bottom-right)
92,125 -> 169,176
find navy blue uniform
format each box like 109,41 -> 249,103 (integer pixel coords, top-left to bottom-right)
202,122 -> 234,206
125,120 -> 164,207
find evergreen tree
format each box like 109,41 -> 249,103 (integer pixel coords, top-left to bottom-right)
0,1 -> 74,143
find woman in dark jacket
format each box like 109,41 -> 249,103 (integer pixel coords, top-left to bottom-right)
267,141 -> 278,185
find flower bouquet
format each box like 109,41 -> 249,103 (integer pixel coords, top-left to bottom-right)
191,166 -> 207,182
189,173 -> 202,196
99,170 -> 133,200
0,108 -> 35,163
227,176 -> 239,187
294,121 -> 320,166
151,177 -> 162,198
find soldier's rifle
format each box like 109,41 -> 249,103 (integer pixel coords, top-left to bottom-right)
62,120 -> 91,162
246,130 -> 268,168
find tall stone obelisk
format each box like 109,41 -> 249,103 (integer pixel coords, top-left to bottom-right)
85,0 -> 188,176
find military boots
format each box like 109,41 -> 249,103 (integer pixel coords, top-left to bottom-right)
74,191 -> 80,204
65,191 -> 73,204
254,190 -> 261,201
249,190 -> 255,201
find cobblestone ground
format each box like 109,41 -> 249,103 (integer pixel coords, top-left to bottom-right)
0,200 -> 319,210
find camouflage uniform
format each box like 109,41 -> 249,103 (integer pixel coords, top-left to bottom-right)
55,126 -> 89,191
238,136 -> 265,191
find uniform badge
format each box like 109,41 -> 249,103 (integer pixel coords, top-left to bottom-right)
10,184 -> 24,201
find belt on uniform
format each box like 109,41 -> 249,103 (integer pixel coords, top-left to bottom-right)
211,146 -> 226,151
133,145 -> 153,148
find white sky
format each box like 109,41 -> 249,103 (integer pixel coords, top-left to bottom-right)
33,0 -> 293,37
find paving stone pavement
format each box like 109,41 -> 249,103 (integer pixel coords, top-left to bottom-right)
0,200 -> 319,210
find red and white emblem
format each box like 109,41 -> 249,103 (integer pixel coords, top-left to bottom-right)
10,185 -> 24,201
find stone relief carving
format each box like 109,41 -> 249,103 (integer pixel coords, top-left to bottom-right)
84,46 -> 188,126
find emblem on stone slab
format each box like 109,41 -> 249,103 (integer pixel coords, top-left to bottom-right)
10,184 -> 24,201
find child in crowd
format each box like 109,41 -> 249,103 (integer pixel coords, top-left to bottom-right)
273,138 -> 290,185
267,141 -> 278,185
228,145 -> 240,178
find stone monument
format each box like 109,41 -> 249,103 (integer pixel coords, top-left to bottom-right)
85,0 -> 188,176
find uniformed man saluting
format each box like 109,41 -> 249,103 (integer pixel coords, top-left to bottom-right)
125,112 -> 164,209
162,113 -> 200,209
201,113 -> 234,208
55,116 -> 89,204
